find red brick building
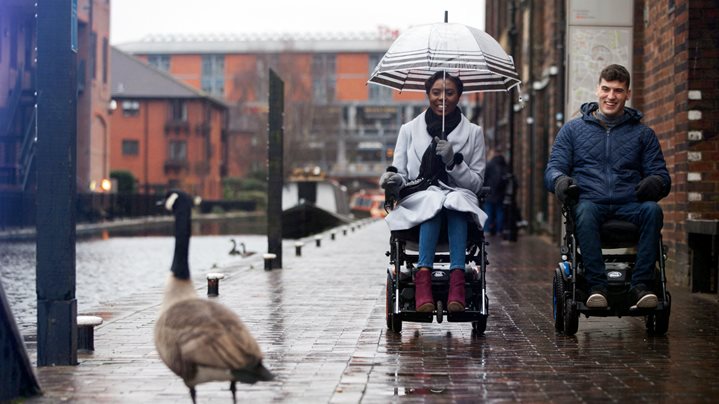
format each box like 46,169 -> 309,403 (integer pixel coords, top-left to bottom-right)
483,0 -> 719,289
116,30 -> 447,192
0,0 -> 112,193
110,48 -> 228,200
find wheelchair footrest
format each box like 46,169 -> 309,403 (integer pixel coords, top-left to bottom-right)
575,300 -> 669,316
399,310 -> 487,323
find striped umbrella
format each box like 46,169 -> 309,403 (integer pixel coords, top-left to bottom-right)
368,22 -> 521,94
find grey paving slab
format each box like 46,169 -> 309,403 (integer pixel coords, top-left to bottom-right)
18,219 -> 719,403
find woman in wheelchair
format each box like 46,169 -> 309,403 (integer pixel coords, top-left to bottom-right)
380,71 -> 487,313
545,64 -> 671,311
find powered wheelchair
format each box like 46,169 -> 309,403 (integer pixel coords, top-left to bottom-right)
552,185 -> 671,336
384,187 -> 490,334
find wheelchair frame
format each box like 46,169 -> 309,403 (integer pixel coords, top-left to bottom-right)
552,187 -> 671,336
384,189 -> 490,334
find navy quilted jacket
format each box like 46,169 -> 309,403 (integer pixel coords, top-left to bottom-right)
544,102 -> 671,204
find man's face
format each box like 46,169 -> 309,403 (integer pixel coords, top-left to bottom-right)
428,78 -> 460,116
596,79 -> 631,118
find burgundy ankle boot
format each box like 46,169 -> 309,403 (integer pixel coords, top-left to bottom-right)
448,269 -> 465,312
414,269 -> 435,312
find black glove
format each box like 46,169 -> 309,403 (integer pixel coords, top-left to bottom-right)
636,175 -> 665,202
380,171 -> 403,198
554,176 -> 574,204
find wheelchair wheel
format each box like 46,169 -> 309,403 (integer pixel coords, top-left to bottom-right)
472,316 -> 487,334
385,274 -> 402,333
646,291 -> 671,336
552,271 -> 565,332
563,296 -> 579,336
436,300 -> 444,323
385,274 -> 393,330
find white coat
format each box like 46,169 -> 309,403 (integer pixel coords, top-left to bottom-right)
385,111 -> 488,231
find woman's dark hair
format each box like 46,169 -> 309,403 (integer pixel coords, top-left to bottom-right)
424,71 -> 464,96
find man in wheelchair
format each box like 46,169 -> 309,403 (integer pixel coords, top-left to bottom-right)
545,64 -> 671,311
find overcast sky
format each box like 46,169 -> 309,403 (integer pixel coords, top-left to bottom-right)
110,0 -> 486,44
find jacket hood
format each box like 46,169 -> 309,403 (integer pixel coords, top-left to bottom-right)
580,102 -> 643,123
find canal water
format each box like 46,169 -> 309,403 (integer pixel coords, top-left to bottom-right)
0,216 -> 267,337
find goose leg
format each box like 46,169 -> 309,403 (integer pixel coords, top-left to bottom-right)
230,381 -> 237,403
189,387 -> 197,404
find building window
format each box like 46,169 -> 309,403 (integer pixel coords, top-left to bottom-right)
169,100 -> 187,121
201,55 -> 225,96
147,54 -> 170,72
90,31 -> 97,79
169,140 -> 187,161
312,54 -> 336,104
102,37 -> 109,83
122,100 -> 140,117
368,54 -> 392,102
122,139 -> 139,156
10,20 -> 17,68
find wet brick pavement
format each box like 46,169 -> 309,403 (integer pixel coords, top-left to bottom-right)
21,219 -> 719,403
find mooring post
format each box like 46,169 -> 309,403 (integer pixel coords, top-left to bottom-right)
36,0 -> 78,366
267,69 -> 284,269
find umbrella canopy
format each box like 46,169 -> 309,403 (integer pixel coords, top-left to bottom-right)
368,22 -> 521,94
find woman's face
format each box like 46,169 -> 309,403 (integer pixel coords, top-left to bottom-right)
427,78 -> 460,116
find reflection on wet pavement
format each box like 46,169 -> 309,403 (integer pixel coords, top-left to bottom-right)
15,220 -> 719,403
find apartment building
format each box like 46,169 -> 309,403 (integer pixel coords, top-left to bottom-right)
0,0 -> 112,193
110,48 -> 228,200
116,29 -> 480,192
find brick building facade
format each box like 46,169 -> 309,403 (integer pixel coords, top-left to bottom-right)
0,0 -> 112,193
116,31 -> 445,193
483,0 -> 719,289
110,48 -> 228,200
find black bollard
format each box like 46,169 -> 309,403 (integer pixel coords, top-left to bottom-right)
263,253 -> 277,270
315,235 -> 322,247
295,241 -> 304,256
206,273 -> 225,297
77,315 -> 103,351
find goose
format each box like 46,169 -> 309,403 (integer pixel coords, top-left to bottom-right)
229,239 -> 256,258
155,191 -> 274,403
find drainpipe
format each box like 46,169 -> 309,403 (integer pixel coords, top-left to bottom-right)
504,0 -> 519,242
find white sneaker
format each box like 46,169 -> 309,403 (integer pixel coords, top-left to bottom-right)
586,292 -> 608,308
630,293 -> 658,310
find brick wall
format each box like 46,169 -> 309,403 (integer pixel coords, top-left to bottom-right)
110,98 -> 225,200
484,0 -> 719,288
632,0 -> 719,285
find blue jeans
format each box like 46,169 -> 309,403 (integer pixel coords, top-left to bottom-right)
573,201 -> 663,290
417,209 -> 468,271
483,201 -> 504,235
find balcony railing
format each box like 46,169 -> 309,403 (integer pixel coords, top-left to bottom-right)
164,120 -> 190,135
195,122 -> 211,136
163,159 -> 189,172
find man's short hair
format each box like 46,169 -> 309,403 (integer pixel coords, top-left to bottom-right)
598,64 -> 631,88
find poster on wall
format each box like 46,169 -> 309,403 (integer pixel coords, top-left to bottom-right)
565,0 -> 634,120
566,26 -> 633,118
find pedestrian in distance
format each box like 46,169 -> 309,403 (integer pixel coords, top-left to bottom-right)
380,71 -> 487,313
482,148 -> 509,237
544,64 -> 671,310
